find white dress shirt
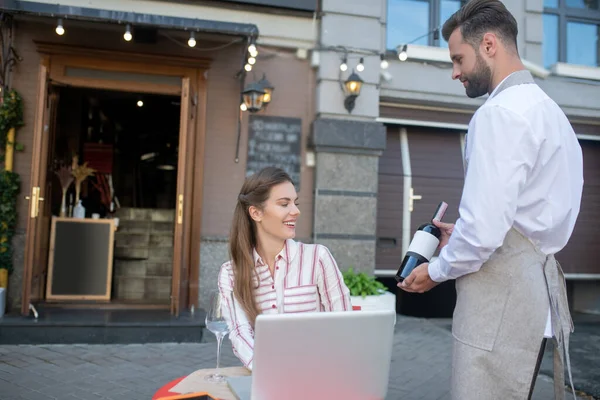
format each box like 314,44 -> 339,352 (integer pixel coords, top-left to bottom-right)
428,72 -> 584,338
218,239 -> 352,369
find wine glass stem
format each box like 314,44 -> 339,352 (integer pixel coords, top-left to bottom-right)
216,334 -> 223,372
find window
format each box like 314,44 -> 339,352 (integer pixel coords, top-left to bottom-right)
387,0 -> 463,49
543,0 -> 600,68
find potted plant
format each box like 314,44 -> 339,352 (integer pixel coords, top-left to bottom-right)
342,267 -> 396,313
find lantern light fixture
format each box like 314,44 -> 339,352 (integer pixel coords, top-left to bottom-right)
342,70 -> 363,114
257,73 -> 274,107
242,81 -> 266,113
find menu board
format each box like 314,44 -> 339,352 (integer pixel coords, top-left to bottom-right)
246,115 -> 302,190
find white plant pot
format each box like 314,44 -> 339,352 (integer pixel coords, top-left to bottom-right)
350,290 -> 396,312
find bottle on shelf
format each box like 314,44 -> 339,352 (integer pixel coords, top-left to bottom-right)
395,201 -> 448,283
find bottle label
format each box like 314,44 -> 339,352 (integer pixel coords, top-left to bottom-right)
407,231 -> 439,261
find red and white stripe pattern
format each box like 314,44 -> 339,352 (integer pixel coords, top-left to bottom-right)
218,239 -> 352,369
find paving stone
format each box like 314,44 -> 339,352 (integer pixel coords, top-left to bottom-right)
0,316 -> 595,400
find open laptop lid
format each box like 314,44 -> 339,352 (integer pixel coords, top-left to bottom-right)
250,310 -> 395,400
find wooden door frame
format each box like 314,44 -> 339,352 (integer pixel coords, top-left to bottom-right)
22,43 -> 209,315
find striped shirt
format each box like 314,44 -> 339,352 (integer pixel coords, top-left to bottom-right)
217,239 -> 352,369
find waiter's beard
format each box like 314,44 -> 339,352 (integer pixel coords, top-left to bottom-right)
463,52 -> 492,98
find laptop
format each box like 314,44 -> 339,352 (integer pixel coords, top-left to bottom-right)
228,309 -> 395,400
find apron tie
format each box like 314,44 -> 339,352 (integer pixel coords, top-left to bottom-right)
543,256 -> 576,400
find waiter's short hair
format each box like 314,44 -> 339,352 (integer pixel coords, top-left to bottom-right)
442,0 -> 519,52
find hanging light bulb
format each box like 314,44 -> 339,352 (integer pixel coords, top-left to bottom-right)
340,57 -> 348,72
398,45 -> 408,61
248,57 -> 256,65
380,54 -> 389,69
188,32 -> 196,47
137,100 -> 144,107
240,103 -> 248,111
248,40 -> 258,58
124,24 -> 133,42
55,18 -> 65,36
356,57 -> 365,72
244,63 -> 252,72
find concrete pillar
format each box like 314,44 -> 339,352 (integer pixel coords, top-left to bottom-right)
312,0 -> 386,273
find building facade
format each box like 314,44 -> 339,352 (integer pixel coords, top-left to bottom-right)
2,0 -> 599,318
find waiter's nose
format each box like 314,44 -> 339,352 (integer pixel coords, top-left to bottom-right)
452,67 -> 461,81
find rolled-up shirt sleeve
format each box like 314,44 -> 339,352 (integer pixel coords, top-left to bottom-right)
316,245 -> 352,311
218,263 -> 255,370
428,105 -> 537,282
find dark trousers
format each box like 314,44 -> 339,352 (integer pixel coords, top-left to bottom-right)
528,338 -> 548,400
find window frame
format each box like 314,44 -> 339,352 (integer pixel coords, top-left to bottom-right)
543,0 -> 600,66
386,0 -> 465,48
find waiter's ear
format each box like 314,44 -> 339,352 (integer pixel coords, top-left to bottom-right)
481,32 -> 497,57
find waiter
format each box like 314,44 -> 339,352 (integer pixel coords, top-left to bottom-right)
398,0 -> 583,399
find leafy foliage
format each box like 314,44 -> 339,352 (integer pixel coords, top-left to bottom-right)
342,267 -> 387,298
0,89 -> 25,163
0,170 -> 19,272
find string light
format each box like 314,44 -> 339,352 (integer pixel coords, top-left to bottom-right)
244,63 -> 252,72
398,45 -> 408,62
248,57 -> 256,65
124,24 -> 133,42
380,54 -> 389,69
240,103 -> 247,111
55,19 -> 65,36
188,32 -> 196,47
340,57 -> 348,71
356,57 -> 365,72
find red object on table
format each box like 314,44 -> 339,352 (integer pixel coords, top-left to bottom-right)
352,305 -> 361,310
152,376 -> 186,400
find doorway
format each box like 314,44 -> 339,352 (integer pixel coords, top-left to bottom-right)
50,87 -> 180,304
22,46 -> 208,316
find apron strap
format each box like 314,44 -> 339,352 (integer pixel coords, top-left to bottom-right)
544,256 -> 576,400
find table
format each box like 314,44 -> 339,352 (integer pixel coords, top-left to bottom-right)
153,367 -> 251,400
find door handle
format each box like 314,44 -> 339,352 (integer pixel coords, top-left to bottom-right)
177,194 -> 183,225
409,187 -> 422,212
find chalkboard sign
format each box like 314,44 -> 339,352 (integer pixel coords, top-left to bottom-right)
246,115 -> 302,190
46,217 -> 115,301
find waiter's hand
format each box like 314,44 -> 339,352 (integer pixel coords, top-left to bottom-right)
433,219 -> 454,249
397,263 -> 439,293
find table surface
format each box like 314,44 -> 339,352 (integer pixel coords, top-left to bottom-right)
153,366 -> 251,400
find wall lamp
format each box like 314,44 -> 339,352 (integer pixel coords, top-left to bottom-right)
240,73 -> 274,113
341,70 -> 363,113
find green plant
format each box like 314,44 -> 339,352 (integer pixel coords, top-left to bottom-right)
0,89 -> 25,163
342,267 -> 387,298
0,170 -> 20,273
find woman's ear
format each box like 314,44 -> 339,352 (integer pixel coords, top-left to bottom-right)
248,205 -> 263,222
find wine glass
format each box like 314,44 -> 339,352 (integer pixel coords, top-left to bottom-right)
205,291 -> 231,383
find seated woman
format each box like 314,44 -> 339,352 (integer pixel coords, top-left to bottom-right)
218,166 -> 352,370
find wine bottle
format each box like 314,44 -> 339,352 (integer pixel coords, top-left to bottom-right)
395,201 -> 448,283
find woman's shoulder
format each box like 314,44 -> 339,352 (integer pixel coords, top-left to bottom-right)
292,240 -> 332,259
219,260 -> 234,276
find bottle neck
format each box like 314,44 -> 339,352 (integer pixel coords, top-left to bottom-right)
431,201 -> 448,222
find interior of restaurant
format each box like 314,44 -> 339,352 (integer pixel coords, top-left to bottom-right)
45,86 -> 181,304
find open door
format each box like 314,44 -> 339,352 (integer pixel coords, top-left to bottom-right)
21,60 -> 54,315
171,77 -> 192,316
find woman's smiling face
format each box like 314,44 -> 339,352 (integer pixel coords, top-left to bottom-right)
250,181 -> 300,242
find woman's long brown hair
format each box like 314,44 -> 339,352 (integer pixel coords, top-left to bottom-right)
230,167 -> 293,325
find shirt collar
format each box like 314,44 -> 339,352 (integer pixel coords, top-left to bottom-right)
252,239 -> 298,267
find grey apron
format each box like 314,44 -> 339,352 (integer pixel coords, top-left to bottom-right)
453,70 -> 575,400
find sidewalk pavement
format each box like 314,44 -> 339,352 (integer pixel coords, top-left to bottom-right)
0,315 -> 593,400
